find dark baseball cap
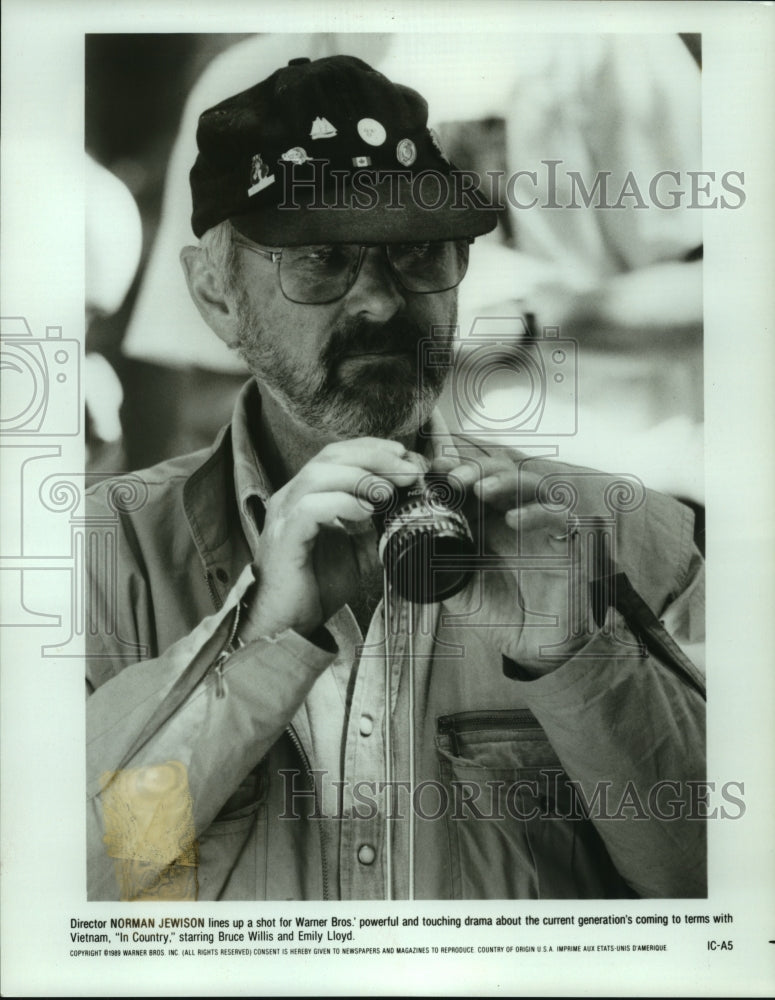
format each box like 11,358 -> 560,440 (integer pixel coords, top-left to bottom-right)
190,55 -> 498,245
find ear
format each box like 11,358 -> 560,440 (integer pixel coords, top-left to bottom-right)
180,246 -> 239,347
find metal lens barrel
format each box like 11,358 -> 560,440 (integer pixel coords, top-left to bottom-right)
373,475 -> 474,604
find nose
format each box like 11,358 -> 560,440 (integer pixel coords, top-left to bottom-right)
344,247 -> 405,321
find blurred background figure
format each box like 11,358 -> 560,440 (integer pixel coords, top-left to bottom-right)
85,154 -> 142,474
86,34 -> 253,471
401,34 -> 703,521
498,35 -> 703,516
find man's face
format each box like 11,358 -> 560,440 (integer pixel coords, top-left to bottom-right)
229,240 -> 458,439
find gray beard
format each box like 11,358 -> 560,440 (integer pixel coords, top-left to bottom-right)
232,294 -> 454,439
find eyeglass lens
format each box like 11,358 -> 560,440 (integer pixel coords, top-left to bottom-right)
279,241 -> 470,304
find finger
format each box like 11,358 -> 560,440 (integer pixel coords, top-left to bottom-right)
444,455 -> 515,488
319,436 -> 407,454
474,469 -> 522,511
471,467 -> 543,511
401,449 -> 430,476
317,438 -> 410,469
280,491 -> 377,546
279,464 -> 408,510
315,443 -> 423,487
504,502 -> 575,538
443,455 -> 546,494
428,455 -> 460,475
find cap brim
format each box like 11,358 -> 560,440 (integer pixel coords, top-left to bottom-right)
230,175 -> 498,246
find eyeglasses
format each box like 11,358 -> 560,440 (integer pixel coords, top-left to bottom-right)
231,235 -> 473,305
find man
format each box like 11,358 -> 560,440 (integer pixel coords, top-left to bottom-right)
86,56 -> 705,902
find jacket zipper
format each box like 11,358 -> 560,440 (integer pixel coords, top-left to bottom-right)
205,568 -> 241,697
204,569 -> 223,611
286,724 -> 331,902
212,601 -> 243,698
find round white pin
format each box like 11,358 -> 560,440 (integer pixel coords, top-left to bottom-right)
357,118 -> 387,146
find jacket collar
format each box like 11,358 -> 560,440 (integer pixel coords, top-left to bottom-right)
181,404 -> 253,607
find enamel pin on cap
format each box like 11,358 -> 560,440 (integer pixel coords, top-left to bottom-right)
310,116 -> 337,139
357,118 -> 387,146
281,147 -> 310,164
396,138 -> 417,166
247,154 -> 275,196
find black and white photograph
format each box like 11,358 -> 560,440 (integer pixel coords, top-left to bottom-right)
1,1 -> 773,996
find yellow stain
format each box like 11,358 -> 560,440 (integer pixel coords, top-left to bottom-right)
100,761 -> 198,901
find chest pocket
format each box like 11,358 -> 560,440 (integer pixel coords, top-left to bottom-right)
435,709 -> 628,900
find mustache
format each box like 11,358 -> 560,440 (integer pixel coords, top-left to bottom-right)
322,313 -> 437,367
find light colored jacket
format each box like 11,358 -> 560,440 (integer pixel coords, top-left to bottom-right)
86,385 -> 705,901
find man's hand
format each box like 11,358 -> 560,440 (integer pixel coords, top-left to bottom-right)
433,453 -> 593,674
240,438 -> 422,643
